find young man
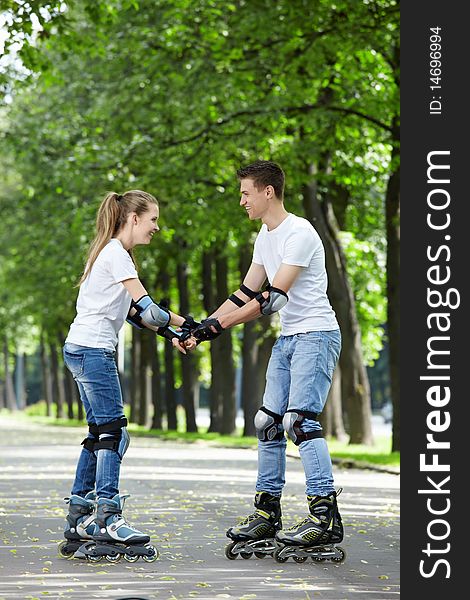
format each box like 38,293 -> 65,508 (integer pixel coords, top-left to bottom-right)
189,160 -> 343,556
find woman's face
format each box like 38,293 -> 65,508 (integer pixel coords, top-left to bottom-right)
134,204 -> 160,245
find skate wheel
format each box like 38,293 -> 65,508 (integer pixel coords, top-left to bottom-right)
224,542 -> 238,560
124,553 -> 139,563
87,554 -> 103,563
331,546 -> 346,563
312,556 -> 326,562
293,555 -> 308,563
106,553 -> 122,563
274,547 -> 289,563
240,551 -> 253,559
142,552 -> 159,563
58,541 -> 74,559
142,546 -> 159,563
254,552 -> 266,559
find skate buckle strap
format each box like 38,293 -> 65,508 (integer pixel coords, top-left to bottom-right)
256,509 -> 271,520
309,514 -> 323,525
109,517 -> 127,532
101,504 -> 122,516
81,514 -> 96,528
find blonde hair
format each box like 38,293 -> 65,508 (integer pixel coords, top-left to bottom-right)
78,189 -> 158,285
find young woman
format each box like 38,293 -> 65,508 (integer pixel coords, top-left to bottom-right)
59,189 -> 195,562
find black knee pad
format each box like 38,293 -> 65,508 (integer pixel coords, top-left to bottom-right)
254,407 -> 285,442
94,417 -> 130,459
282,409 -> 323,446
81,423 -> 99,452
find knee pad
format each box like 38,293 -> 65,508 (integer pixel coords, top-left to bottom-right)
282,409 -> 323,446
94,417 -> 130,459
81,423 -> 99,452
254,407 -> 284,442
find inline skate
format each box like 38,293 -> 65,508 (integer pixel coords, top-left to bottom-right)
274,489 -> 346,563
225,491 -> 281,560
74,494 -> 158,563
58,491 -> 97,558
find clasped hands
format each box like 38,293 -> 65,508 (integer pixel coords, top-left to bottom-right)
175,315 -> 224,353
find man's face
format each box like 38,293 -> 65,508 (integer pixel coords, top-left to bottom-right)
239,178 -> 269,220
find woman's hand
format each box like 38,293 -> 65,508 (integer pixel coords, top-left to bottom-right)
172,337 -> 187,354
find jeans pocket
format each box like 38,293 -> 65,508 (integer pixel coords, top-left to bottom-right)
64,350 -> 85,379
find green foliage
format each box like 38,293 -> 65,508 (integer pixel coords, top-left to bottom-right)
340,232 -> 386,365
0,0 -> 399,370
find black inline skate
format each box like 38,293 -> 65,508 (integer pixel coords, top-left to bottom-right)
274,488 -> 346,563
225,491 -> 282,560
74,494 -> 158,563
58,491 -> 97,558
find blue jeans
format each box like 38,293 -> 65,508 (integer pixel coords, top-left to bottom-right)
63,343 -> 125,499
256,330 -> 341,497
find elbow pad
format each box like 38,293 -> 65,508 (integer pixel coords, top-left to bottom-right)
255,286 -> 288,315
133,295 -> 170,328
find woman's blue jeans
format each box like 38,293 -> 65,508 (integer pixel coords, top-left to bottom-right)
63,343 -> 125,499
256,330 -> 341,498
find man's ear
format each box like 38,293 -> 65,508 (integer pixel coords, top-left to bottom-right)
265,185 -> 274,199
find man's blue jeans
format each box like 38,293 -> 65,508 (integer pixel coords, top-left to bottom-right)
256,330 -> 341,497
63,343 -> 125,499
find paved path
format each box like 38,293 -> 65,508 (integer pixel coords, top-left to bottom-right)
0,416 -> 399,600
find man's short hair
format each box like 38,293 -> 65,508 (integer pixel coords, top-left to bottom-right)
237,160 -> 285,200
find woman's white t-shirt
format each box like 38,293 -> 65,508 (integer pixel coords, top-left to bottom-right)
66,239 -> 138,350
252,213 -> 338,336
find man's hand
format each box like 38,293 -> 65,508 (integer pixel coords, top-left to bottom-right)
191,318 -> 225,343
182,335 -> 197,351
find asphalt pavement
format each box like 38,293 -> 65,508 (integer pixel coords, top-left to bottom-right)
0,415 -> 399,600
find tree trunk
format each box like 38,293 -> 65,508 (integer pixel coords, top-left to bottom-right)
3,336 -> 17,411
129,327 -> 141,424
202,250 -> 222,432
149,333 -> 162,430
15,352 -> 26,410
240,320 -> 259,436
256,320 -> 277,411
58,332 -> 74,419
138,330 -> 150,427
63,361 -> 77,420
239,244 -> 260,436
386,122 -> 400,452
49,342 -> 64,419
159,273 -> 177,430
164,339 -> 177,430
177,262 -> 198,433
215,253 -> 236,434
40,334 -> 52,417
302,177 -> 373,444
321,366 -> 347,441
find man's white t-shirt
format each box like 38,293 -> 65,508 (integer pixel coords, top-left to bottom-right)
66,239 -> 138,350
252,213 -> 338,336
